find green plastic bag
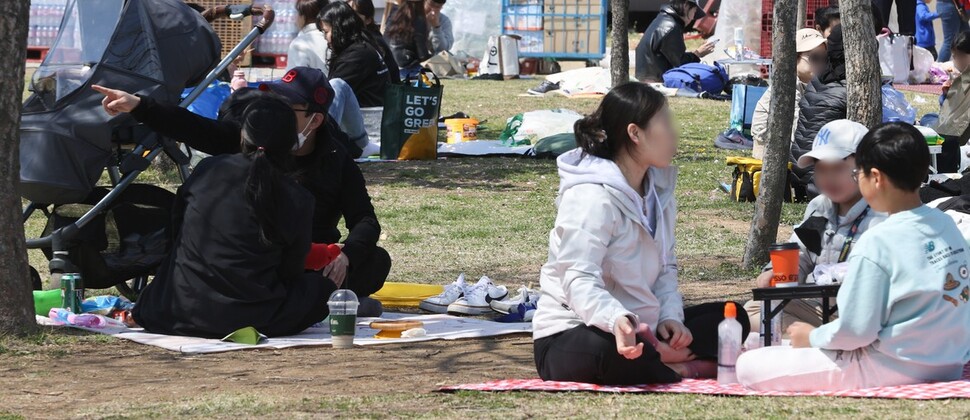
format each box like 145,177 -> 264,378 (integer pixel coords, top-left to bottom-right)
532,133 -> 577,159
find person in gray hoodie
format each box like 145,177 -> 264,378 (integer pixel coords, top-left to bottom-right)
532,83 -> 749,385
744,120 -> 887,333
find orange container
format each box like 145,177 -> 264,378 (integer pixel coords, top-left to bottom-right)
444,118 -> 479,144
769,243 -> 800,288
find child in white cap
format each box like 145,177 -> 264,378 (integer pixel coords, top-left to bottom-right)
737,122 -> 970,391
744,120 -> 887,333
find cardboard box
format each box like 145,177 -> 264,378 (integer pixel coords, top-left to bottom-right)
503,4 -> 544,31
542,16 -> 601,54
508,30 -> 544,54
543,0 -> 603,16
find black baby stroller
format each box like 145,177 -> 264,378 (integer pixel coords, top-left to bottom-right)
20,0 -> 276,300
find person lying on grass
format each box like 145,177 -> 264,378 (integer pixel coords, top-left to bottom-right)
532,82 -> 750,385
132,96 -> 339,338
744,120 -> 886,334
737,122 -> 970,391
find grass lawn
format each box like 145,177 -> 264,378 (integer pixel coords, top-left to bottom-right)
6,73 -> 970,418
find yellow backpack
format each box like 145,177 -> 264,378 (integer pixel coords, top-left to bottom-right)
726,157 -> 793,202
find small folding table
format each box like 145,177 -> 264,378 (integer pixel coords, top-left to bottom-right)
751,284 -> 841,347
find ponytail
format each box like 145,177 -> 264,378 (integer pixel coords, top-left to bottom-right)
574,110 -> 612,159
246,149 -> 283,245
575,82 -> 668,161
238,96 -> 299,246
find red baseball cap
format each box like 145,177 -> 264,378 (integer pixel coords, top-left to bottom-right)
258,67 -> 334,114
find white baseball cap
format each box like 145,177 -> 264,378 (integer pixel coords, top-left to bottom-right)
795,28 -> 826,53
797,119 -> 869,168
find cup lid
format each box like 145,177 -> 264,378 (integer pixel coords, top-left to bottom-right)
327,289 -> 359,304
768,242 -> 800,251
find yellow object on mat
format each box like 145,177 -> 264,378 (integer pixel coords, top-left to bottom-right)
372,282 -> 444,307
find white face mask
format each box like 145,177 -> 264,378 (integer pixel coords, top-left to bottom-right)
293,116 -> 315,151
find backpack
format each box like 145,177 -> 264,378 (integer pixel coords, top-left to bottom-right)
662,62 -> 729,95
726,157 -> 794,203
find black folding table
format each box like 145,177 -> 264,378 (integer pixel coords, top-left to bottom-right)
751,284 -> 841,347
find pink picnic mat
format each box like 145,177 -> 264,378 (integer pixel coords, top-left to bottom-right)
893,83 -> 944,95
439,363 -> 970,400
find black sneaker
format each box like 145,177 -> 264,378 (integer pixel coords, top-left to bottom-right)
357,296 -> 384,318
527,81 -> 560,96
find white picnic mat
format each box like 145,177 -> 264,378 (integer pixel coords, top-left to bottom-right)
36,312 -> 531,354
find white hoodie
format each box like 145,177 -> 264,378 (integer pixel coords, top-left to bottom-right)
532,148 -> 684,340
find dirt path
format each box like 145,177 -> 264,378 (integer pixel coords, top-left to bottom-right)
0,332 -> 535,416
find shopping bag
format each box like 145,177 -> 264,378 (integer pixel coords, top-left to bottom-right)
729,84 -> 767,135
380,70 -> 443,160
422,51 -> 464,77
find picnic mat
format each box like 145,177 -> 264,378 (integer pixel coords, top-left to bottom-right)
439,363 -> 970,400
36,312 -> 531,354
893,83 -> 944,95
436,140 -> 533,157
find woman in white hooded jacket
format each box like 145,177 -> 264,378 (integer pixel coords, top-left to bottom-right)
532,83 -> 750,385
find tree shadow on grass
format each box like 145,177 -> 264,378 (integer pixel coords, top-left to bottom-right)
360,157 -> 557,192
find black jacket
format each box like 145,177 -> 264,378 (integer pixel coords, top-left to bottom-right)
793,78 -> 848,160
369,26 -> 402,84
385,5 -> 432,69
130,95 -> 382,271
635,5 -> 700,82
132,154 -> 332,338
330,40 -> 392,107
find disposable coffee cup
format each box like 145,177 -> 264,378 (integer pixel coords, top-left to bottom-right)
768,243 -> 800,288
327,290 -> 359,349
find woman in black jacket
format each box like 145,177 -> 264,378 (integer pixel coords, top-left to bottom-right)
132,96 -> 336,338
319,1 -> 393,107
348,0 -> 401,82
635,0 -> 716,82
384,0 -> 431,77
794,25 -> 849,162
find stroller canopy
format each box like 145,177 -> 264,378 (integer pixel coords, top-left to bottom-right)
20,0 -> 220,205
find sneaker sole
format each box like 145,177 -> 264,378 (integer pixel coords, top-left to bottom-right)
419,301 -> 453,314
446,303 -> 495,316
526,90 -> 546,96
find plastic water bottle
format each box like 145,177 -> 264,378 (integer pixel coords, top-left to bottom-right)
717,302 -> 743,385
760,301 -> 783,346
734,27 -> 744,59
48,308 -> 109,328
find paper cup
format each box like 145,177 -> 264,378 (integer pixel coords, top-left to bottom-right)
769,243 -> 800,288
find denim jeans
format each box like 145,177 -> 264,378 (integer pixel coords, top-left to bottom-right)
328,78 -> 369,151
938,0 -> 970,62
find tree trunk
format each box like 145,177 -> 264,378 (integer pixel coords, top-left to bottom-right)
610,0 -> 630,87
0,0 -> 37,335
841,0 -> 882,128
797,0 -> 807,29
743,0 -> 799,268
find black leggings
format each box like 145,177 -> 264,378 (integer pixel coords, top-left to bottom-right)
877,0 -> 916,35
940,135 -> 963,175
344,246 -> 392,297
533,301 -> 751,385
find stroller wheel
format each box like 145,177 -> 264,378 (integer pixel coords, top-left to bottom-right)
30,266 -> 42,291
116,276 -> 150,302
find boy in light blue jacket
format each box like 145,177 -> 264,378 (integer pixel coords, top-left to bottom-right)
737,122 -> 970,391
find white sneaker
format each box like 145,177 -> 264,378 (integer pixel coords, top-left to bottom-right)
447,276 -> 509,315
489,286 -> 541,315
419,273 -> 467,314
